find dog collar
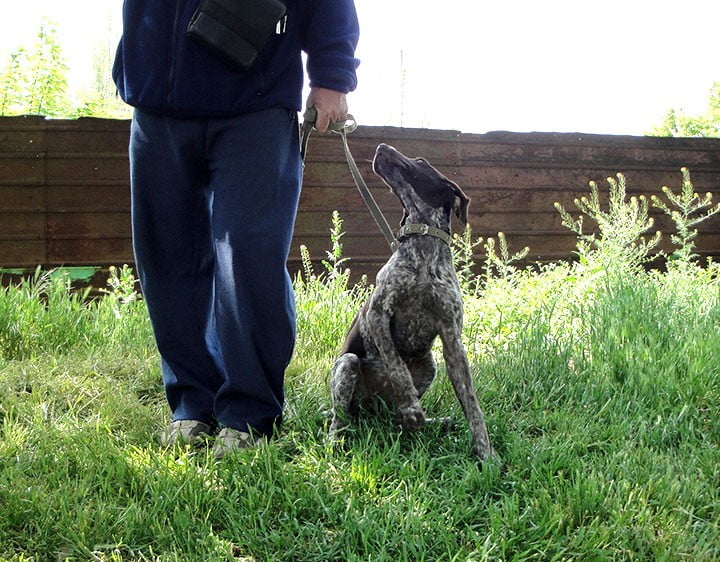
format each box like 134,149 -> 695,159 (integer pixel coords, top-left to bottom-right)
395,223 -> 452,248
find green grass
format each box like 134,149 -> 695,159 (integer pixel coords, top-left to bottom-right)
2,180 -> 720,560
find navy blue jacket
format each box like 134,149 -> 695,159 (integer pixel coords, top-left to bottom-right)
113,0 -> 359,117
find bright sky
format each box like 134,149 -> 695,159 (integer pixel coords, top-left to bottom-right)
2,0 -> 717,135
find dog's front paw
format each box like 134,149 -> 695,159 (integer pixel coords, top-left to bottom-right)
397,402 -> 426,431
473,440 -> 498,462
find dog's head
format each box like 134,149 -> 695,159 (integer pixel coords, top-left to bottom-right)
372,143 -> 470,228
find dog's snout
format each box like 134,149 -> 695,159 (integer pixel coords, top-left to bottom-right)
373,143 -> 405,170
374,143 -> 399,159
373,143 -> 393,174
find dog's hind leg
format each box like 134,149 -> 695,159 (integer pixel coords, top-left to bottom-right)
364,305 -> 427,431
407,353 -> 453,429
407,352 -> 436,398
329,353 -> 361,435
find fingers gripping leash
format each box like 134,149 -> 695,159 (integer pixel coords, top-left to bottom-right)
300,108 -> 398,252
300,106 -> 356,160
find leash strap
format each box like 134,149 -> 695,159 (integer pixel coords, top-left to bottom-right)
337,126 -> 400,252
302,107 -> 399,252
301,109 -> 455,253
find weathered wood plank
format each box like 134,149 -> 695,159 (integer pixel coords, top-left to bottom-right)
47,212 -> 131,239
47,184 -> 130,213
46,155 -> 129,184
0,157 -> 44,185
0,212 -> 45,240
47,238 -> 133,265
0,240 -> 45,265
2,115 -> 720,276
0,185 -> 45,212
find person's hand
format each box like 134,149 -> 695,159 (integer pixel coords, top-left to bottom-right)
305,87 -> 348,133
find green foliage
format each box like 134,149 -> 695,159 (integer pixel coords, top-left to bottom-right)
0,21 -> 71,117
0,50 -> 28,115
0,19 -> 131,119
555,168 -> 720,275
294,211 -> 371,360
453,228 -> 529,297
452,225 -> 484,296
71,92 -> 132,120
651,167 -> 720,266
101,264 -> 141,316
72,16 -> 132,119
555,173 -> 661,272
649,81 -> 720,137
0,265 -> 151,361
2,203 -> 720,559
481,231 -> 529,282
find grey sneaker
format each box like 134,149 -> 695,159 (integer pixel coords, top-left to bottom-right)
159,420 -> 214,446
212,427 -> 264,459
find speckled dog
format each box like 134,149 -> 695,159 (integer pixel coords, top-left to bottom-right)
329,143 -> 494,460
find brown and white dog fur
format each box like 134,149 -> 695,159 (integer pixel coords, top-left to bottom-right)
329,143 -> 494,460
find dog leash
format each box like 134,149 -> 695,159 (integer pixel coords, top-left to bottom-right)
301,108 -> 454,253
301,107 -> 399,252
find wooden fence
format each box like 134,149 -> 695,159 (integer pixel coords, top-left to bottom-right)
2,115 -> 720,282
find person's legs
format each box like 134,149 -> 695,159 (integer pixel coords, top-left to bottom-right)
129,109 -> 223,427
205,108 -> 302,437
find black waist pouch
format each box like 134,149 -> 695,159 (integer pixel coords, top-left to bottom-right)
186,0 -> 287,70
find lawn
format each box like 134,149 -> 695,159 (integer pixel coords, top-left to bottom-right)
0,176 -> 719,561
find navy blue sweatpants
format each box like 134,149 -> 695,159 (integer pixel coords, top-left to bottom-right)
129,108 -> 302,437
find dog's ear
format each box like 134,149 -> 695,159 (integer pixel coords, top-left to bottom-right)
451,182 -> 470,225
